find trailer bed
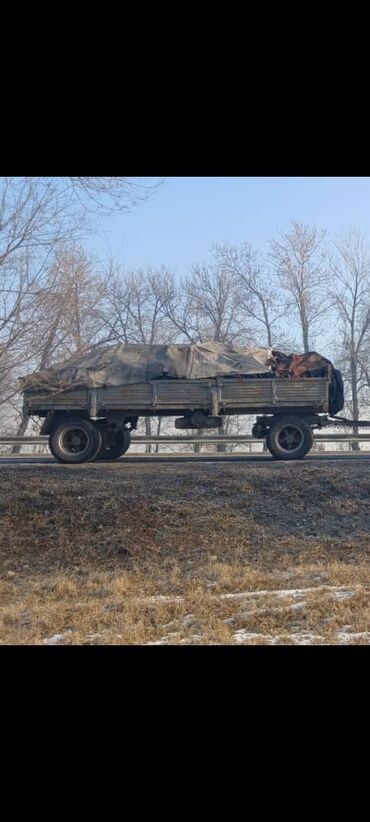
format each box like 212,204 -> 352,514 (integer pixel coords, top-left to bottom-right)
24,376 -> 330,417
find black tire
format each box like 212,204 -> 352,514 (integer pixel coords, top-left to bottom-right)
95,428 -> 131,461
266,416 -> 313,460
49,418 -> 102,464
329,368 -> 345,415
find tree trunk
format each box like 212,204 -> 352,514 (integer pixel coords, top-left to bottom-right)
350,360 -> 360,451
302,323 -> 310,354
193,429 -> 202,453
216,418 -> 227,453
145,417 -> 152,453
11,412 -> 29,454
155,417 -> 162,453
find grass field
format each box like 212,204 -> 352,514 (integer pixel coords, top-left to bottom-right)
1,459 -> 370,645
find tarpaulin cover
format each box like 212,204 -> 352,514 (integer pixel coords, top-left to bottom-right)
20,343 -> 274,392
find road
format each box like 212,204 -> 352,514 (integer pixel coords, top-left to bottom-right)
1,452 -> 370,466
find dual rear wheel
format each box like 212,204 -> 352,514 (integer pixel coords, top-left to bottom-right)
49,418 -> 131,464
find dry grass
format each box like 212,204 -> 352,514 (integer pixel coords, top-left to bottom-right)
1,459 -> 370,644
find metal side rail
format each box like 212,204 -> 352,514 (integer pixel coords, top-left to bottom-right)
2,433 -> 370,445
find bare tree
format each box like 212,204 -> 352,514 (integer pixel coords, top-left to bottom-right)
163,251 -> 250,450
67,177 -> 162,215
0,249 -> 54,409
270,222 -> 329,352
189,254 -> 249,450
11,245 -> 108,448
103,266 -> 175,451
31,245 -> 108,363
0,177 -> 160,299
215,242 -> 290,348
163,250 -> 249,345
186,255 -> 248,344
0,176 -> 161,267
0,178 -> 85,268
0,177 -> 81,408
0,176 -> 160,428
330,229 -> 370,447
103,265 -> 174,346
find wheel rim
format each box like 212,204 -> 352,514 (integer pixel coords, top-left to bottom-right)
277,425 -> 304,453
58,426 -> 90,456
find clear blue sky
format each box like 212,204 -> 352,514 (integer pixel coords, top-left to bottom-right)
85,177 -> 370,272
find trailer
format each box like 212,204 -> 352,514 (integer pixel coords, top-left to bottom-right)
22,373 -> 337,463
20,342 -> 346,464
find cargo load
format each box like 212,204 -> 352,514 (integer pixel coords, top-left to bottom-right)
20,343 -> 274,392
20,342 -> 336,393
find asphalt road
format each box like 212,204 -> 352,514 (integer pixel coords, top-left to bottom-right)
1,452 -> 370,466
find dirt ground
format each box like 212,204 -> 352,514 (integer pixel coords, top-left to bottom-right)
1,459 -> 370,645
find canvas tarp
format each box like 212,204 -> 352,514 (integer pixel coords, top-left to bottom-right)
20,343 -> 274,393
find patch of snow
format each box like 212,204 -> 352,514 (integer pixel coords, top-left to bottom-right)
234,630 -> 325,645
234,627 -> 370,645
224,601 -> 308,625
292,633 -> 325,645
178,634 -> 204,644
330,591 -> 355,600
220,585 -> 362,601
337,631 -> 370,644
43,632 -> 72,645
234,631 -> 266,643
145,639 -> 171,646
145,631 -> 182,645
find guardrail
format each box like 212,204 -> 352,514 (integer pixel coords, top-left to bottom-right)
1,434 -> 370,446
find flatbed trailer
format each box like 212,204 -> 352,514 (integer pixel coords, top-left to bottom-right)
23,375 -> 333,463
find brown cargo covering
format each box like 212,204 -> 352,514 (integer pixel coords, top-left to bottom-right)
20,343 -> 274,393
271,350 -> 333,378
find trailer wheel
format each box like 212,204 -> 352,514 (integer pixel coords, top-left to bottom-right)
95,429 -> 131,461
266,416 -> 313,460
49,418 -> 102,464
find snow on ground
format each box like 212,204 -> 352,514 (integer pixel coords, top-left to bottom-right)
142,585 -> 361,606
233,631 -> 326,645
138,585 -> 368,645
234,630 -> 370,645
219,585 -> 360,601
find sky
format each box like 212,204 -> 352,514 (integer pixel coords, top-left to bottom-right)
85,177 -> 370,273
